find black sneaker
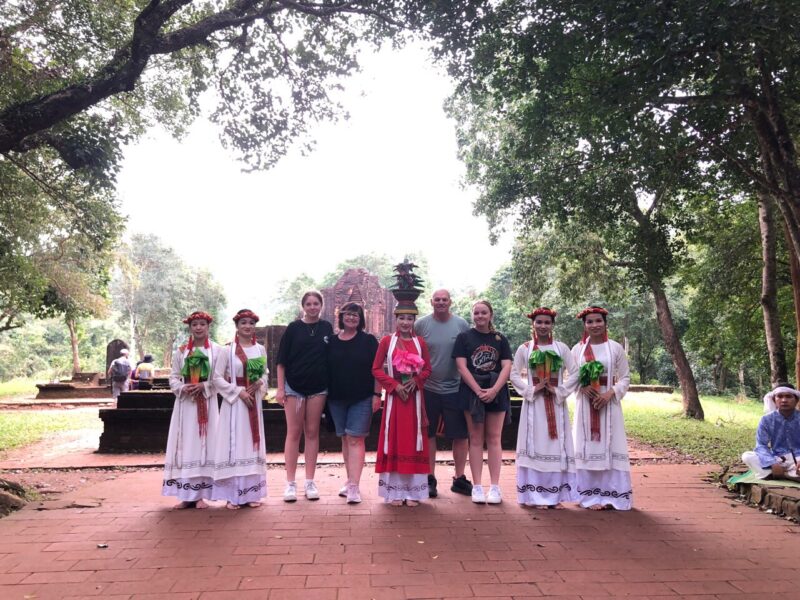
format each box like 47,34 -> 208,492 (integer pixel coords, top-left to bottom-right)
451,474 -> 473,496
428,474 -> 438,498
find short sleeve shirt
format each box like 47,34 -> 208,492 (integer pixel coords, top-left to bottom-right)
452,328 -> 513,378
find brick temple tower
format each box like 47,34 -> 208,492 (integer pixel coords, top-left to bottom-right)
320,268 -> 395,337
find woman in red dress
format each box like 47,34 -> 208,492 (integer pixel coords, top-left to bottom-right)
372,260 -> 432,506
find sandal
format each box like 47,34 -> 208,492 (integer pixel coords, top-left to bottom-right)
391,500 -> 404,506
247,502 -> 262,508
195,499 -> 209,509
226,502 -> 241,510
174,501 -> 196,510
406,500 -> 419,507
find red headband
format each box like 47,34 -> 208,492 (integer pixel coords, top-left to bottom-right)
183,311 -> 214,325
233,309 -> 260,323
527,307 -> 557,320
576,306 -> 608,320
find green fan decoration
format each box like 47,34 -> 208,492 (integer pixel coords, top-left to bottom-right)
528,349 -> 563,372
246,356 -> 267,383
579,360 -> 605,387
181,349 -> 210,382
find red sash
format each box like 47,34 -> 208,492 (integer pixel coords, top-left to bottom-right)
583,343 -> 602,442
196,378 -> 209,438
234,343 -> 261,450
532,337 -> 558,440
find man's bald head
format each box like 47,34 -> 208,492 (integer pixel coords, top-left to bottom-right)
431,289 -> 453,320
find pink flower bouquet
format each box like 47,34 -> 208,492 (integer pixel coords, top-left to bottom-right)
392,349 -> 425,383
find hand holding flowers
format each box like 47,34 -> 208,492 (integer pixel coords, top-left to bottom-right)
392,350 -> 425,402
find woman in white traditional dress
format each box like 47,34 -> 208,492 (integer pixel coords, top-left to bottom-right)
163,311 -> 221,509
211,309 -> 269,509
571,306 -> 632,510
510,307 -> 579,509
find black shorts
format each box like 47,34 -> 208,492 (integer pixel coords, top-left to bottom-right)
457,382 -> 511,413
424,390 -> 469,439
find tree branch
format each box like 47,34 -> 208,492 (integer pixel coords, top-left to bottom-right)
0,0 -> 403,155
654,93 -> 744,107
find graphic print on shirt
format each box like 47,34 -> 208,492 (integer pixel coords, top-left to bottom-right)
471,344 -> 499,372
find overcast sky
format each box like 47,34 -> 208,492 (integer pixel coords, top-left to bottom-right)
116,43 -> 513,322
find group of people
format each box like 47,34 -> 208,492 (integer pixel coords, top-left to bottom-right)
106,351 -> 156,396
156,272 -> 635,510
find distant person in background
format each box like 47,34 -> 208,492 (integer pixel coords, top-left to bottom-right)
414,289 -> 472,498
107,348 -> 131,400
276,291 -> 334,502
326,302 -> 380,504
135,354 -> 155,390
163,311 -> 222,509
211,309 -> 269,509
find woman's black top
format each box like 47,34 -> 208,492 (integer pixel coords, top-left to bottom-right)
276,319 -> 334,396
326,331 -> 379,405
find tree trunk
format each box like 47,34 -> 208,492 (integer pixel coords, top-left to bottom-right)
66,317 -> 80,374
757,192 -> 788,385
128,310 -> 137,361
782,223 -> 800,386
738,363 -> 747,397
650,281 -> 704,419
163,337 -> 175,369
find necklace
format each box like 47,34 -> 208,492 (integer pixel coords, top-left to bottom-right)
306,322 -> 318,337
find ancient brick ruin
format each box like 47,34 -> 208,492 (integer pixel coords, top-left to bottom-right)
320,268 -> 396,337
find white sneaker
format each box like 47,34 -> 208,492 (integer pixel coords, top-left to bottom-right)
283,481 -> 297,503
338,485 -> 348,498
346,484 -> 362,504
471,484 -> 486,504
487,485 -> 502,504
304,480 -> 320,501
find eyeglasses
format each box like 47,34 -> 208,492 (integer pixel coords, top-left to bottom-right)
341,312 -> 360,318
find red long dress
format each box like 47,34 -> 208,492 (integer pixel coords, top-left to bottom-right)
372,334 -> 432,475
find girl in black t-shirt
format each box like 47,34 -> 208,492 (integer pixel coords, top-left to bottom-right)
276,291 -> 334,502
453,300 -> 512,506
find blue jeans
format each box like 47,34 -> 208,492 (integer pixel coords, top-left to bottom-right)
327,397 -> 373,437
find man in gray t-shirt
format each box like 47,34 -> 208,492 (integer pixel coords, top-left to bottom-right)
414,289 -> 472,497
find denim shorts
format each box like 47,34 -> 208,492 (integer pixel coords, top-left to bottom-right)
284,381 -> 327,400
327,397 -> 373,437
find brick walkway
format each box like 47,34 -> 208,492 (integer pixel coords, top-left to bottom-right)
0,462 -> 798,599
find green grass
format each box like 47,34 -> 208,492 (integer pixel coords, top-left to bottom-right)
0,410 -> 101,453
0,378 -> 38,400
621,392 -> 761,467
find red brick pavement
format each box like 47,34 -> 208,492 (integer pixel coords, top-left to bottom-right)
0,463 -> 798,599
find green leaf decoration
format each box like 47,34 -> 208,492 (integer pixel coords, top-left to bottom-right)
528,349 -> 563,372
246,356 -> 267,383
579,360 -> 605,387
181,349 -> 210,380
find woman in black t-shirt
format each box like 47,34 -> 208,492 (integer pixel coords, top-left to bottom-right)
453,299 -> 513,506
326,302 -> 380,504
276,291 -> 334,502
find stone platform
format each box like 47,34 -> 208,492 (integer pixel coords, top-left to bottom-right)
35,384 -> 111,400
723,469 -> 800,520
98,391 -> 526,454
